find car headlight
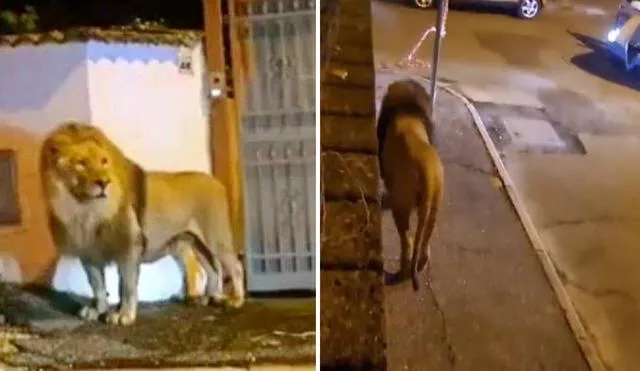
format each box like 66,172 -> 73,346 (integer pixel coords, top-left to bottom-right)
608,28 -> 621,43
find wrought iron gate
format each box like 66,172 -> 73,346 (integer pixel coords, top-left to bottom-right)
242,0 -> 316,292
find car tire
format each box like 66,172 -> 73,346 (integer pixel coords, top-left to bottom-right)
516,0 -> 541,19
414,0 -> 434,9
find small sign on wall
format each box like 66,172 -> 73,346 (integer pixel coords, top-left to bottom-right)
178,47 -> 194,75
0,150 -> 21,225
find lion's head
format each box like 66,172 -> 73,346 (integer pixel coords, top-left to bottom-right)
41,122 -> 126,204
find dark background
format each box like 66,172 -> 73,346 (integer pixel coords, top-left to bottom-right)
1,0 -> 205,31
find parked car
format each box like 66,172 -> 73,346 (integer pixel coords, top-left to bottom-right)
412,0 -> 545,20
605,0 -> 640,70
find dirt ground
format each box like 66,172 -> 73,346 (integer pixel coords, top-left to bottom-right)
0,284 -> 314,369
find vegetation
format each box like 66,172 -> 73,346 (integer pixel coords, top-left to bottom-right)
0,6 -> 40,34
0,0 -> 204,35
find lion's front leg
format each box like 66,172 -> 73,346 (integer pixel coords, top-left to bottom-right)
79,260 -> 108,321
105,249 -> 141,326
108,248 -> 141,326
105,209 -> 145,326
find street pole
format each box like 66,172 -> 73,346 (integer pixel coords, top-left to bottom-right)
429,0 -> 449,121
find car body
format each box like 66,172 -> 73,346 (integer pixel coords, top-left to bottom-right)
411,0 -> 547,19
606,0 -> 640,70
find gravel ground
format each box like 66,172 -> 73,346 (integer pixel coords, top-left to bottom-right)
0,284 -> 314,369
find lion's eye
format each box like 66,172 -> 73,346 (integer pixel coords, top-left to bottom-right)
56,157 -> 68,167
101,157 -> 108,166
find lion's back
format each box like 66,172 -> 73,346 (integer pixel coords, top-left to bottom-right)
145,171 -> 229,221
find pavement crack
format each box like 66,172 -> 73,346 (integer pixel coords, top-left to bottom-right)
542,216 -> 640,229
452,243 -> 490,256
424,256 -> 457,370
445,158 -> 495,177
569,281 -> 639,304
556,267 -> 639,305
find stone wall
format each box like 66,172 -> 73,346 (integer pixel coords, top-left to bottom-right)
320,0 -> 387,368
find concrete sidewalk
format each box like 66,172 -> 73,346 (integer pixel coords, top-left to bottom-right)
376,70 -> 589,371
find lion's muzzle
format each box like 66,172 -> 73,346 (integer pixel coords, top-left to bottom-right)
89,178 -> 111,199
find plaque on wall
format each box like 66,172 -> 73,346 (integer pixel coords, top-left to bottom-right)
0,150 -> 21,225
178,47 -> 194,75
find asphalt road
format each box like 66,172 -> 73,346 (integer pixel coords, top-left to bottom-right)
374,1 -> 640,370
372,0 -> 640,127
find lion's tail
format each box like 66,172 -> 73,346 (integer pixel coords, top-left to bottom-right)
410,146 -> 444,292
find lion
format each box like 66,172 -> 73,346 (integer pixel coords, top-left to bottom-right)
377,79 -> 444,292
40,121 -> 245,326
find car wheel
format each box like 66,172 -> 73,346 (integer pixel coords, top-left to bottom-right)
517,0 -> 541,19
414,0 -> 434,9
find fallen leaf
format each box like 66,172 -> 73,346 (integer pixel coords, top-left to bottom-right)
491,176 -> 504,189
330,68 -> 348,79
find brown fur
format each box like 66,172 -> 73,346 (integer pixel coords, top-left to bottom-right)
40,122 -> 244,326
377,79 -> 444,291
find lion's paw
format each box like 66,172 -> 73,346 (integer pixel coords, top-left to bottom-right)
105,310 -> 136,326
227,295 -> 245,309
211,293 -> 228,306
186,296 -> 210,307
78,306 -> 103,321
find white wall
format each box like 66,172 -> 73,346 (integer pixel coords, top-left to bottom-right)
0,40 -> 210,303
86,41 -> 211,173
0,43 -> 91,136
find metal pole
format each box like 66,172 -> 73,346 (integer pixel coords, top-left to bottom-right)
429,0 -> 449,120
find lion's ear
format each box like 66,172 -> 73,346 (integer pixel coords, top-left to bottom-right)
45,144 -> 68,167
48,144 -> 59,157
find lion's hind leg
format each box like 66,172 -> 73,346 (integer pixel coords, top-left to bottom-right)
217,248 -> 245,308
168,232 -> 223,306
199,210 -> 245,309
169,237 -> 205,304
389,203 -> 413,282
188,233 -> 227,306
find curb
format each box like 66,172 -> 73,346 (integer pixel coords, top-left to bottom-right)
429,80 -> 607,371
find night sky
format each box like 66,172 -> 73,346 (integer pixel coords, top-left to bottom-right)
1,0 -> 205,31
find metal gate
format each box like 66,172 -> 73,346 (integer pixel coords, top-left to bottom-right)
241,0 -> 316,292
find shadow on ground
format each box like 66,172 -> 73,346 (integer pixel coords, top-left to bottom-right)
569,31 -> 640,93
0,284 -> 315,369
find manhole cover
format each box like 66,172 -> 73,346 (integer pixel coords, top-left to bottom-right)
502,117 -> 565,149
